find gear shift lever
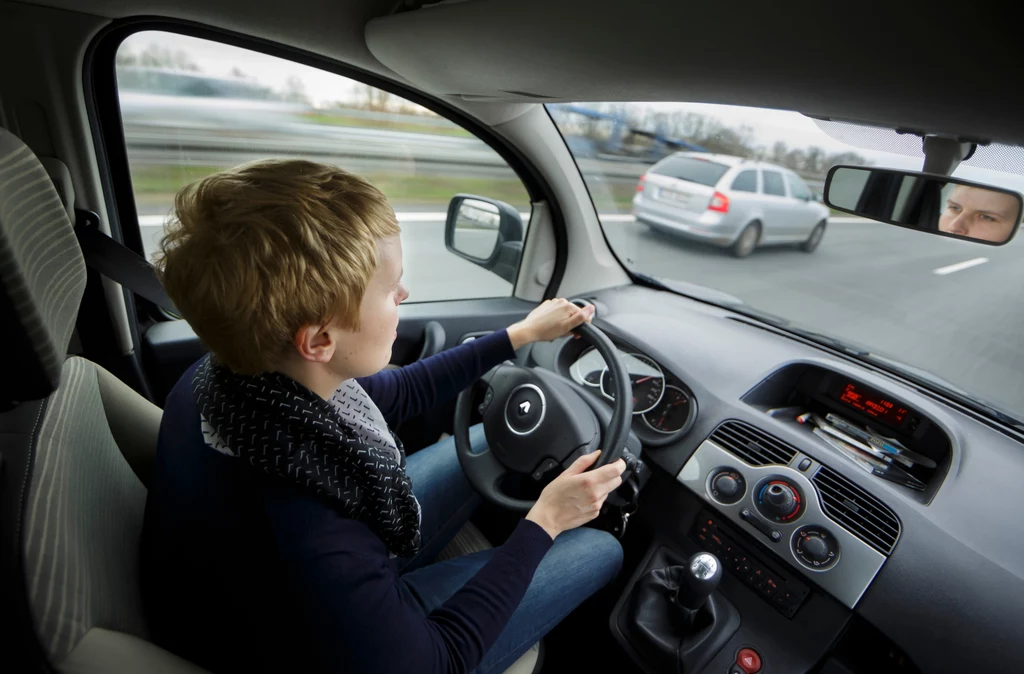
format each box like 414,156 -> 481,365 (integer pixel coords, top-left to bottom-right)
624,549 -> 739,673
675,552 -> 721,613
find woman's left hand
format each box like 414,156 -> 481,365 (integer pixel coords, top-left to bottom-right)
507,298 -> 595,349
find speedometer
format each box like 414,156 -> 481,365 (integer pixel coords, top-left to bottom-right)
600,353 -> 665,415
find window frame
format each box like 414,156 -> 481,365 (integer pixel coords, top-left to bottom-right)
83,18 -> 568,319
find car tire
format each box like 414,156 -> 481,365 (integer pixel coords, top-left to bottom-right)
801,220 -> 826,253
731,222 -> 760,258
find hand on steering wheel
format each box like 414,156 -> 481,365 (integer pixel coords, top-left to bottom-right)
525,450 -> 625,539
507,297 -> 596,350
454,316 -> 633,513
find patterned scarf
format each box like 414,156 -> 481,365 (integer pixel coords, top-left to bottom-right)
192,355 -> 421,556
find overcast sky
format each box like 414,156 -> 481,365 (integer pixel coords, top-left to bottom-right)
121,31 -> 1024,191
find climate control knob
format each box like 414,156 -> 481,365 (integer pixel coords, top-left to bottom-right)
792,526 -> 840,569
709,470 -> 745,504
755,478 -> 803,522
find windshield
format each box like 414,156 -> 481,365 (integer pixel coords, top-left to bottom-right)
549,102 -> 1024,424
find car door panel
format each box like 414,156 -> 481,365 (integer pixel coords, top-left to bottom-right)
759,170 -> 792,241
785,173 -> 822,238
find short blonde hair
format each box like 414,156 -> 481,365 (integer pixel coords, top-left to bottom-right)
156,159 -> 400,375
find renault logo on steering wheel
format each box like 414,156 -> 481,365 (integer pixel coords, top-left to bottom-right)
505,384 -> 546,436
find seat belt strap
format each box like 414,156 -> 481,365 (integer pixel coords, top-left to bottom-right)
73,211 -> 178,314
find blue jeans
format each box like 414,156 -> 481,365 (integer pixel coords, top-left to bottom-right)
399,425 -> 624,674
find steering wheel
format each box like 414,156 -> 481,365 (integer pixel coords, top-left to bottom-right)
454,321 -> 632,512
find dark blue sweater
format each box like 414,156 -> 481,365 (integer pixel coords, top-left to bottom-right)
141,330 -> 553,674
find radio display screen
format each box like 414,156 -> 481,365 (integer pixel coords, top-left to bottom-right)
834,381 -> 910,427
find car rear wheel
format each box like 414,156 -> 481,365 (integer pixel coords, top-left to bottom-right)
801,220 -> 826,253
731,222 -> 760,258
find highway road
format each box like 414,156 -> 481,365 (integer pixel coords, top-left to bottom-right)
139,213 -> 1024,420
124,122 -> 648,185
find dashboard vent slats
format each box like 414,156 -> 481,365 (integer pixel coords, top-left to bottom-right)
709,420 -> 797,466
813,466 -> 901,555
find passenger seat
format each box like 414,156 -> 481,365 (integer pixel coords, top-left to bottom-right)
0,127 -> 540,673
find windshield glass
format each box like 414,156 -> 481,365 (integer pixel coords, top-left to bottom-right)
549,102 -> 1024,423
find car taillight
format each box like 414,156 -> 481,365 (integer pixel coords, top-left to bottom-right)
636,175 -> 646,193
708,191 -> 729,213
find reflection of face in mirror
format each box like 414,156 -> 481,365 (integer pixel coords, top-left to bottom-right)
453,199 -> 501,259
938,185 -> 1020,243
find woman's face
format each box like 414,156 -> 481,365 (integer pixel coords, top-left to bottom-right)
938,185 -> 1020,243
331,235 -> 408,379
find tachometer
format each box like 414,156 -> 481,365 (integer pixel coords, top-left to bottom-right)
643,386 -> 692,434
600,353 -> 665,414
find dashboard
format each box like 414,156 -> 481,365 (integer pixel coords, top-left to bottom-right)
525,284 -> 1024,674
563,342 -> 697,443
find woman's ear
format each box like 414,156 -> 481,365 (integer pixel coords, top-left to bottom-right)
292,324 -> 336,364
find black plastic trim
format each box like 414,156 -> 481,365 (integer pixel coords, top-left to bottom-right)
0,398 -> 57,673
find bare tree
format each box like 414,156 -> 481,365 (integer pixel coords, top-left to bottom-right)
770,141 -> 788,165
356,84 -> 394,112
136,44 -> 200,71
116,49 -> 139,67
283,75 -> 310,104
804,146 -> 824,175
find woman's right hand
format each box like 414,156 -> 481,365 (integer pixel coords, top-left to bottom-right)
525,451 -> 626,539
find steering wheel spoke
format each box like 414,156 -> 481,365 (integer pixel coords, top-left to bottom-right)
455,322 -> 632,512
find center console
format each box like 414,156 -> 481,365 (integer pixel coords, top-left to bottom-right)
675,421 -> 898,609
610,416 -> 906,672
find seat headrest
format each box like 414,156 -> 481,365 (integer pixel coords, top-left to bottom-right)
0,128 -> 86,402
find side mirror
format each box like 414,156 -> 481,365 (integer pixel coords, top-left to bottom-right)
824,165 -> 1023,245
444,194 -> 525,284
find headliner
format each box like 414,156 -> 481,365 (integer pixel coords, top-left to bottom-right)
21,0 -> 1024,145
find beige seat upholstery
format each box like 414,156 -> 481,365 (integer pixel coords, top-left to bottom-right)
0,126 -> 539,674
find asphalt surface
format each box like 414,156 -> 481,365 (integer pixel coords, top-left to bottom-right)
139,214 -> 1024,421
603,216 -> 1024,420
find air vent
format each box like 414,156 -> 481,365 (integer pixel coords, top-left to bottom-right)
813,466 -> 901,555
708,420 -> 797,466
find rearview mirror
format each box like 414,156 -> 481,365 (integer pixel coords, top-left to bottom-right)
824,166 -> 1023,245
444,194 -> 524,284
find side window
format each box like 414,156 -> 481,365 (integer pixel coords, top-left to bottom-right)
762,170 -> 786,197
730,170 -> 758,193
784,173 -> 812,200
114,31 -> 531,302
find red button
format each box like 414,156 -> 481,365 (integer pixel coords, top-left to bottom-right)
737,648 -> 762,674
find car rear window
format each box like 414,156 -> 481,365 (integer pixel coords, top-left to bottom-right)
651,156 -> 730,187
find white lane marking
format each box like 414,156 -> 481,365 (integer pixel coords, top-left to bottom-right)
933,257 -> 989,275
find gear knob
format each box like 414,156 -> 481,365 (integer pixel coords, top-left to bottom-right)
675,552 -> 721,611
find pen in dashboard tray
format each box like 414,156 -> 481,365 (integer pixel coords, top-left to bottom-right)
811,427 -> 927,491
821,412 -> 936,469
